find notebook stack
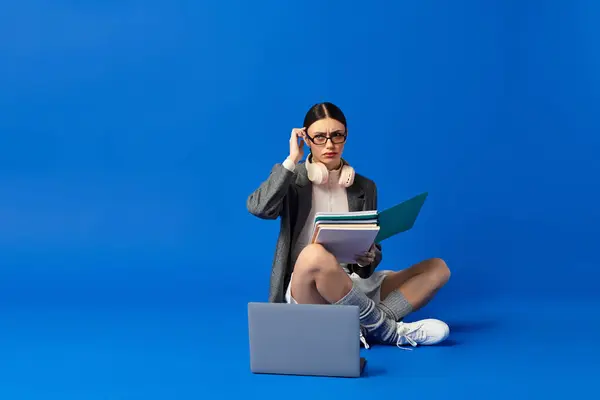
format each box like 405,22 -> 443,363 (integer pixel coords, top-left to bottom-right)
308,192 -> 430,264
310,211 -> 381,264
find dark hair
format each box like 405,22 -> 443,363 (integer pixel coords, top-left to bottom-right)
303,102 -> 347,130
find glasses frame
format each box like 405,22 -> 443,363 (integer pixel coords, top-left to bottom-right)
305,131 -> 347,146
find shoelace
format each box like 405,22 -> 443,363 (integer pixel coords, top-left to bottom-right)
395,322 -> 426,350
360,328 -> 370,349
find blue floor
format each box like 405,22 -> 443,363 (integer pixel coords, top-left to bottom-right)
1,290 -> 598,399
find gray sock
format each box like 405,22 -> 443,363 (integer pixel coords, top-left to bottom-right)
335,283 -> 398,344
378,290 -> 413,321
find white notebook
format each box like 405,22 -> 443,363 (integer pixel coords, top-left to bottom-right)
312,224 -> 380,264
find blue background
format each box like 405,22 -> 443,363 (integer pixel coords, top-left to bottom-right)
1,0 -> 599,398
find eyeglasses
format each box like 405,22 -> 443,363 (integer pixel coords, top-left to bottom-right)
305,132 -> 347,146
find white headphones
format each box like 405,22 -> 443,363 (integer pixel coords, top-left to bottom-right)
305,153 -> 355,187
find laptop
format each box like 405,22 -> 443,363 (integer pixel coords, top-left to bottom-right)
248,302 -> 366,378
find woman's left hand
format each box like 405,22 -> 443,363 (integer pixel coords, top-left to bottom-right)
355,243 -> 377,266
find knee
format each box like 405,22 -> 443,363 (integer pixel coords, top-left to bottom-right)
294,244 -> 338,276
429,258 -> 451,286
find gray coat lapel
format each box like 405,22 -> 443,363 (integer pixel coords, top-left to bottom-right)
346,180 -> 366,212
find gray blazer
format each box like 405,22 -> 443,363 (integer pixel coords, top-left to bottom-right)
246,161 -> 383,303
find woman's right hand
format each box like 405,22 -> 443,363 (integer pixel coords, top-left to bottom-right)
289,127 -> 306,164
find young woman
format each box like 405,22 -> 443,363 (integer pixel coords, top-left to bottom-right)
247,102 -> 451,349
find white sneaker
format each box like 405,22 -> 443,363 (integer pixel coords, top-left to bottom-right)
394,319 -> 450,349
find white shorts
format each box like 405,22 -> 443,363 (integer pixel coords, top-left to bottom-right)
285,269 -> 393,304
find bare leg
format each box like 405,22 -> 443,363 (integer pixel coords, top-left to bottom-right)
380,258 -> 451,311
373,258 -> 451,346
289,243 -> 353,304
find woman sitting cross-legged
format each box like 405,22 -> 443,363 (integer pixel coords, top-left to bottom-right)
246,102 -> 451,349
